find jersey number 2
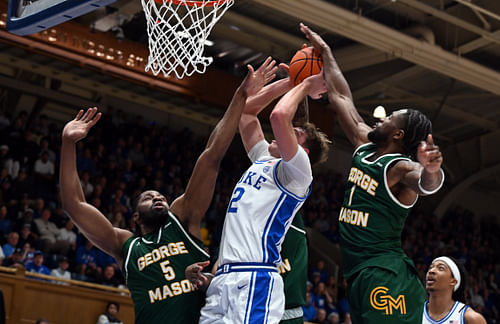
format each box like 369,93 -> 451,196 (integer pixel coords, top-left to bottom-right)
228,188 -> 245,213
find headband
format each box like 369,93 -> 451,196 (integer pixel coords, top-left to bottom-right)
432,256 -> 461,292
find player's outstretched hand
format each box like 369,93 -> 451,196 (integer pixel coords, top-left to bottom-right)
185,260 -> 211,291
300,23 -> 329,54
62,107 -> 101,143
417,134 -> 443,173
241,56 -> 278,98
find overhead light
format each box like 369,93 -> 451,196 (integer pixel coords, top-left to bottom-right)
373,105 -> 386,119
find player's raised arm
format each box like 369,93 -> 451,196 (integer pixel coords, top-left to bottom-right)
239,75 -> 294,153
60,108 -> 132,264
300,23 -> 371,148
270,73 -> 326,161
169,58 -> 278,238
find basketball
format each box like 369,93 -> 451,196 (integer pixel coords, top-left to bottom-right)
288,46 -> 323,86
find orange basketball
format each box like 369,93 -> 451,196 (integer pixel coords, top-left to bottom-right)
288,46 -> 323,86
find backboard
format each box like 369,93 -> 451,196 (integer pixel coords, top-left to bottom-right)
7,0 -> 117,36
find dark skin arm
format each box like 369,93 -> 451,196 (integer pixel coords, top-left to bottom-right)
60,108 -> 131,266
301,23 -> 443,201
169,57 -> 278,240
300,23 -> 371,148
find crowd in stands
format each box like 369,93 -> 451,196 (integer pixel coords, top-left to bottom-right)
0,108 -> 498,323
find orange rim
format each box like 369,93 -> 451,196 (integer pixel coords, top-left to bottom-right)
156,0 -> 229,6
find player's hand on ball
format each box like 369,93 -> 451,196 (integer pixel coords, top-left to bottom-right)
304,72 -> 327,99
62,107 -> 101,143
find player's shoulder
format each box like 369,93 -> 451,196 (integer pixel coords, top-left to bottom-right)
464,307 -> 487,324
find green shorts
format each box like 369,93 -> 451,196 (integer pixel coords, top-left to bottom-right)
347,261 -> 426,324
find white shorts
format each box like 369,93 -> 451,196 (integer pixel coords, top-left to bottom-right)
200,263 -> 284,324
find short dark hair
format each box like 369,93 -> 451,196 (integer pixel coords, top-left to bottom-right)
107,301 -> 120,312
400,109 -> 432,159
301,122 -> 331,166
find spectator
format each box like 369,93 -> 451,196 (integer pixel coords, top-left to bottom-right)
74,240 -> 99,281
328,311 -> 339,324
303,292 -> 317,322
310,259 -> 329,284
18,223 -> 38,250
0,145 -> 19,179
2,232 -> 18,257
50,256 -> 71,284
3,248 -> 23,268
25,251 -> 50,275
96,301 -> 123,324
0,205 -> 11,238
33,151 -> 55,197
315,308 -> 329,324
97,264 -> 121,288
34,209 -> 68,255
56,220 -> 77,253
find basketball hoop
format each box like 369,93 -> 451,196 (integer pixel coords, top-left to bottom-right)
141,0 -> 234,79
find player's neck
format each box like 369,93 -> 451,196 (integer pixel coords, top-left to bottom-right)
371,142 -> 405,160
427,292 -> 455,320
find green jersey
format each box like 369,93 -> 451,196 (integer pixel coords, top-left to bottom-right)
279,212 -> 307,309
339,143 -> 416,280
122,210 -> 209,324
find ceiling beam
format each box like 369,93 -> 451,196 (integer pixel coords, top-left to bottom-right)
457,29 -> 500,54
216,11 -> 395,72
396,0 -> 500,44
0,52 -> 221,126
253,0 -> 500,96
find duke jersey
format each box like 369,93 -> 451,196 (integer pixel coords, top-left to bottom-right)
422,301 -> 469,324
339,143 -> 418,279
218,147 -> 311,266
122,210 -> 209,324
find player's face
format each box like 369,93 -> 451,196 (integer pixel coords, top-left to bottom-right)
368,109 -> 406,144
136,190 -> 169,229
425,260 -> 456,292
268,127 -> 307,158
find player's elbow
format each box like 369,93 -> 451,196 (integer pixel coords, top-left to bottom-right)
269,107 -> 288,126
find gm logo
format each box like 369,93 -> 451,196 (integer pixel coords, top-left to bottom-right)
370,286 -> 406,315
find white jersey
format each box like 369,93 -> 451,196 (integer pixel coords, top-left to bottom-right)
218,141 -> 312,266
422,301 -> 469,324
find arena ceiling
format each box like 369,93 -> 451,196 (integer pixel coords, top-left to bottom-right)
0,0 -> 500,217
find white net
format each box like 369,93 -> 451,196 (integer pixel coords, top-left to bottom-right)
141,0 -> 234,79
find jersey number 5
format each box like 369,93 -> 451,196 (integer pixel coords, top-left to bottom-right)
160,260 -> 176,281
228,188 -> 245,213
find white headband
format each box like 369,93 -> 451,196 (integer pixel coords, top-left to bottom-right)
432,256 -> 461,292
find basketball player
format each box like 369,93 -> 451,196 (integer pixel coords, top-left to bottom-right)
186,211 -> 308,324
198,70 -> 330,323
186,73 -> 311,323
59,58 -> 279,324
423,256 -> 486,324
301,23 -> 444,324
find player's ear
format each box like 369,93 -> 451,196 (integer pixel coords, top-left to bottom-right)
393,129 -> 404,140
133,212 -> 141,224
